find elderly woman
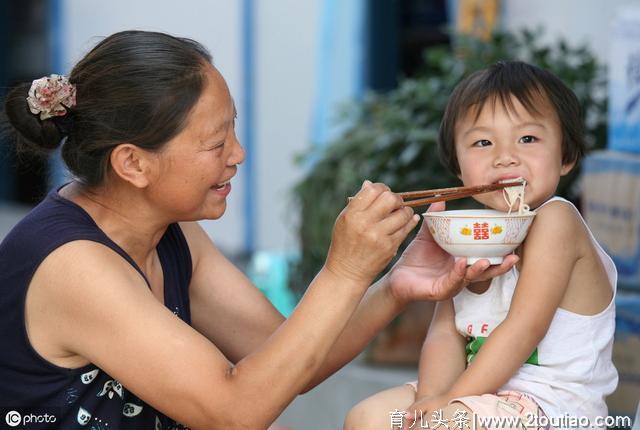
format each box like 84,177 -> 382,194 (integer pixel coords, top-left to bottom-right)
0,30 -> 515,429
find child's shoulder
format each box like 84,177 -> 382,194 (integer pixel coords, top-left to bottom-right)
534,197 -> 581,222
525,198 -> 588,251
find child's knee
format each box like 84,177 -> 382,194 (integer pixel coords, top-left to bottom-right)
344,400 -> 380,430
344,385 -> 416,430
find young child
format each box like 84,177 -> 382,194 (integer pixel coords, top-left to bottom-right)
344,61 -> 618,429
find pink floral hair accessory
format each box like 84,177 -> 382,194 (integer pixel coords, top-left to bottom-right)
26,74 -> 77,120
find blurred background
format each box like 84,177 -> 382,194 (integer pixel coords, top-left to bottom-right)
1,0 -> 639,427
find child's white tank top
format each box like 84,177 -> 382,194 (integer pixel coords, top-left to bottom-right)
452,197 -> 618,426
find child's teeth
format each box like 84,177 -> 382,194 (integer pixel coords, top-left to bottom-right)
499,177 -> 524,184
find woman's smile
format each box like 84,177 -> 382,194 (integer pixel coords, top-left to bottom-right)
211,180 -> 232,197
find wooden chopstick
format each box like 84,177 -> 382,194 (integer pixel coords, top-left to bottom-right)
347,180 -> 524,208
400,181 -> 524,208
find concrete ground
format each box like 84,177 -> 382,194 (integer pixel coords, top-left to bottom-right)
278,357 -> 416,430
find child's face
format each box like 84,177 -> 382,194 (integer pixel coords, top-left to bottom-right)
454,93 -> 574,211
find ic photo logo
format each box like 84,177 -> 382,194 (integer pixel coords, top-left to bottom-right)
5,410 -> 21,427
4,409 -> 58,427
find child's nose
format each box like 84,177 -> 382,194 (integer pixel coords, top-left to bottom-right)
493,148 -> 519,167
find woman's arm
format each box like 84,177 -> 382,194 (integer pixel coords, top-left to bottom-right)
182,221 -> 285,364
28,182 -> 417,430
183,201 -> 520,392
405,201 -> 583,413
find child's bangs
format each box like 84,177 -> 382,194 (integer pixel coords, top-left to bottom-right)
463,72 -> 548,123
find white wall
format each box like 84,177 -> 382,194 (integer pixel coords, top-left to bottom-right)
502,0 -> 638,62
61,0 -> 321,255
254,0 -> 321,252
62,0 -> 633,256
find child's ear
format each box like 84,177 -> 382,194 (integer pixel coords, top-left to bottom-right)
560,161 -> 576,176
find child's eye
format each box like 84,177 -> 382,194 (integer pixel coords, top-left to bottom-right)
472,139 -> 492,147
519,135 -> 537,144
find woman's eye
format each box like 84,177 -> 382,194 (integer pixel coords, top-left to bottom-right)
472,139 -> 491,147
209,142 -> 225,151
519,135 -> 537,144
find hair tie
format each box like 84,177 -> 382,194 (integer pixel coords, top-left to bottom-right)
52,113 -> 75,137
26,74 -> 77,120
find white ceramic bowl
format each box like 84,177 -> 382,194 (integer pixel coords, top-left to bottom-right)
422,209 -> 536,265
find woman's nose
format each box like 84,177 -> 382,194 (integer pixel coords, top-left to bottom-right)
228,137 -> 246,166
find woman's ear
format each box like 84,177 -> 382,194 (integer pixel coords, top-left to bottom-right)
109,144 -> 155,188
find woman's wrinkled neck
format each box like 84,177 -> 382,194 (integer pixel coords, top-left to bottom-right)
58,179 -> 169,267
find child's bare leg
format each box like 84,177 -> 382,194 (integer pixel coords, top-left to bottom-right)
344,384 -> 416,430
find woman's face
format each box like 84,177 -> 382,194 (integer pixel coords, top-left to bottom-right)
454,93 -> 572,211
150,66 -> 245,221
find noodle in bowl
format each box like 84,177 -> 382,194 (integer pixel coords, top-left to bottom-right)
422,209 -> 536,265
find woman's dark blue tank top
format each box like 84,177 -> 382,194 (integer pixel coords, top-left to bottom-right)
0,186 -> 193,429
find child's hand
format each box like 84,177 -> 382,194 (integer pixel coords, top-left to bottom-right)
389,202 -> 519,303
404,394 -> 452,429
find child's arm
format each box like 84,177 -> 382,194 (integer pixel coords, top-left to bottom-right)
408,201 -> 582,413
444,201 -> 581,399
416,299 -> 467,399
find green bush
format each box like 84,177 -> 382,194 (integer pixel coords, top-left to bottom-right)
290,30 -> 607,296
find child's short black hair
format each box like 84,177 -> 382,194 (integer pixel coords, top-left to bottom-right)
438,61 -> 585,175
